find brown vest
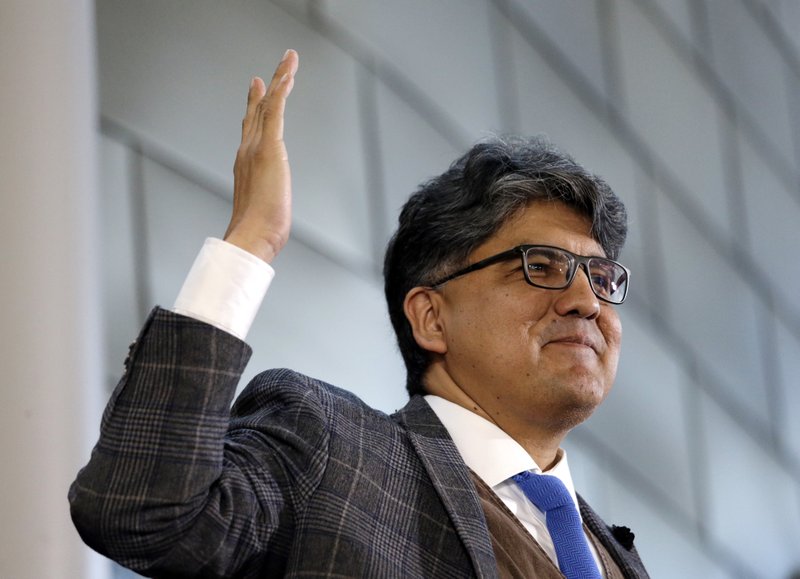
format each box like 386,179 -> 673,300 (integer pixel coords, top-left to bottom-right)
471,472 -> 625,578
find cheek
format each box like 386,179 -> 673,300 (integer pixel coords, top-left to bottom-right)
464,309 -> 536,369
600,314 -> 623,375
445,288 -> 550,357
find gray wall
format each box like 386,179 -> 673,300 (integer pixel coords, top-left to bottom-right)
0,1 -> 106,577
96,1 -> 800,577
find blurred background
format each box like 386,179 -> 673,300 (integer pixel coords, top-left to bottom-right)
2,0 -> 799,577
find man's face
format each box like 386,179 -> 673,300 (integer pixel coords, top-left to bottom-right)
432,200 -> 622,437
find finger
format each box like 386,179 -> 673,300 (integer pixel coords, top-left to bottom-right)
262,72 -> 294,141
265,49 -> 299,99
254,50 -> 298,143
241,77 -> 266,142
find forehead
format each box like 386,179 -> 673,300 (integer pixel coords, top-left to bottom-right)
479,201 -> 602,257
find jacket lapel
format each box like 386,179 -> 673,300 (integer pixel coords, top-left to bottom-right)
578,495 -> 650,579
394,396 -> 498,579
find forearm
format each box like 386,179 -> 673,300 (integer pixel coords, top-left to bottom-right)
69,308 -> 252,572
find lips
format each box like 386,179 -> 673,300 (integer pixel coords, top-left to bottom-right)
544,333 -> 600,353
541,320 -> 604,354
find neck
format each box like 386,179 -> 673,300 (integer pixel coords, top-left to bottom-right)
423,364 -> 568,471
502,425 -> 565,471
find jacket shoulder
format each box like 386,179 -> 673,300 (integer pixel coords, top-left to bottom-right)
231,368 -> 389,422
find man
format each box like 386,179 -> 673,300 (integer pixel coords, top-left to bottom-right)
70,50 -> 648,578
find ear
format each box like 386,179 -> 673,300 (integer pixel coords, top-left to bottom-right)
403,287 -> 448,355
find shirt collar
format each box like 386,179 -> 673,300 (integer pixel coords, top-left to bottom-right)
424,394 -> 580,503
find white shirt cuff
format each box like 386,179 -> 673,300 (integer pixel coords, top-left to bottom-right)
173,237 -> 274,340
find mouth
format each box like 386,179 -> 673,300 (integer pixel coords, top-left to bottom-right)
546,335 -> 598,353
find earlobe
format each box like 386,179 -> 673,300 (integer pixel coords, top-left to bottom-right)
403,287 -> 448,354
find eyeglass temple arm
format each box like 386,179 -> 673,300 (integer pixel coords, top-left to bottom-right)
429,247 -> 523,288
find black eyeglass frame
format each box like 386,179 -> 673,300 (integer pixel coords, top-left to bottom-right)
428,244 -> 630,304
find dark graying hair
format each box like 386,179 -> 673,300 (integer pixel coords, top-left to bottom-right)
383,135 -> 628,397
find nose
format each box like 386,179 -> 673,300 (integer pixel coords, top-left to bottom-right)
553,264 -> 600,319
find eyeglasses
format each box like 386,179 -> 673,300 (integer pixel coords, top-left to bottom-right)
429,244 -> 630,304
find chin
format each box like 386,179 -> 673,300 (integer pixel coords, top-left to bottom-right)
553,380 -> 609,428
559,398 -> 602,429
559,361 -> 608,390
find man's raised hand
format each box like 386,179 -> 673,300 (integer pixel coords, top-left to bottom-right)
224,49 -> 299,263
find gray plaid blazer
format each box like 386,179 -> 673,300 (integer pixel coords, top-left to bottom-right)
70,308 -> 648,578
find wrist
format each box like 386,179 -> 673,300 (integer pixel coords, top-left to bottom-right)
223,229 -> 285,263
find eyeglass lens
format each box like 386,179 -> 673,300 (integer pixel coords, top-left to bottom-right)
523,247 -> 627,303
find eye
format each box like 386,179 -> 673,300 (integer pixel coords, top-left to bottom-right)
527,256 -> 570,283
589,260 -> 627,299
527,261 -> 548,274
523,247 -> 574,286
591,274 -> 613,294
527,259 -> 556,278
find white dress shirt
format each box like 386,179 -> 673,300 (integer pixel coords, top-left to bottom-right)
173,238 -> 275,340
424,395 -> 604,574
173,238 -> 603,575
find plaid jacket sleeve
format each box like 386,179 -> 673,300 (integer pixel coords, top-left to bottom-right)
69,307 -> 331,577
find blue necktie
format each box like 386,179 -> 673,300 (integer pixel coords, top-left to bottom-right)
513,471 -> 601,579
